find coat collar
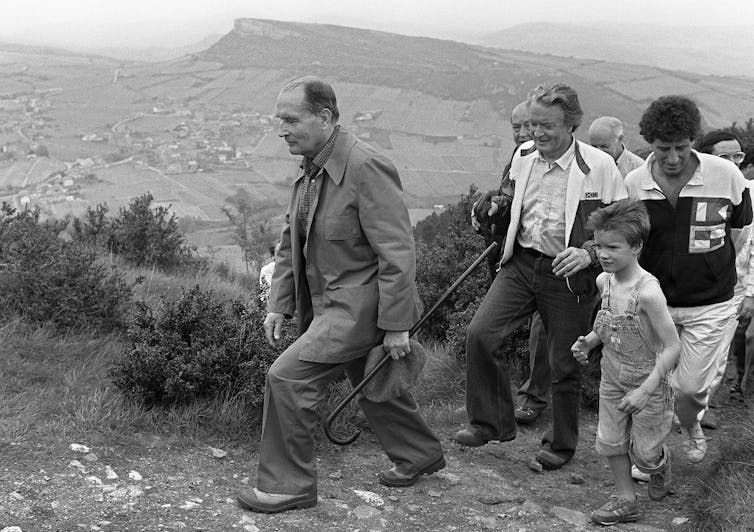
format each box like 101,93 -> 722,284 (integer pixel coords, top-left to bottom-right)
519,138 -> 591,175
322,128 -> 357,186
291,127 -> 355,186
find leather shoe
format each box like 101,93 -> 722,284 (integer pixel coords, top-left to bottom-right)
237,488 -> 316,514
514,405 -> 540,424
378,455 -> 446,487
535,446 -> 570,470
454,427 -> 490,447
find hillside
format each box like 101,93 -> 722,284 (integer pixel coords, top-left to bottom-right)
481,23 -> 754,80
2,19 -> 754,251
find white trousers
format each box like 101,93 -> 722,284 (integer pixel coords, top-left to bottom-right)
668,299 -> 737,427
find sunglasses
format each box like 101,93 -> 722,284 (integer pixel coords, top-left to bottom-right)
717,151 -> 746,164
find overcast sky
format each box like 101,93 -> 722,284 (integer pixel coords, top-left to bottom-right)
2,0 -> 754,49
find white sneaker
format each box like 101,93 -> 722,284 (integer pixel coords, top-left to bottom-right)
631,465 -> 651,482
684,422 -> 707,463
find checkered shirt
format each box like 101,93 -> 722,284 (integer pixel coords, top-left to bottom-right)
296,126 -> 340,239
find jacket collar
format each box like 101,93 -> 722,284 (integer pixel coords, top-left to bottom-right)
292,127 -> 354,186
574,141 -> 591,174
520,138 -> 590,175
323,128 -> 356,186
639,150 -> 703,190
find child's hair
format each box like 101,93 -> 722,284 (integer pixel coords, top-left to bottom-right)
587,199 -> 650,247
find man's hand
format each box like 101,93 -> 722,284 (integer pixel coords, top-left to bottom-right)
571,336 -> 591,365
739,295 -> 754,320
472,193 -> 507,234
263,312 -> 285,348
383,330 -> 410,360
471,192 -> 493,232
552,247 -> 591,277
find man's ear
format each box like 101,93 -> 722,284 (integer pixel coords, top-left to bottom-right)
320,108 -> 333,128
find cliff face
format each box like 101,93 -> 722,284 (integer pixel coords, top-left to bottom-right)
198,18 -> 552,104
196,18 -> 754,133
233,19 -> 302,40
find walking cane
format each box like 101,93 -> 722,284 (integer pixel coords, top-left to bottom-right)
324,236 -> 500,445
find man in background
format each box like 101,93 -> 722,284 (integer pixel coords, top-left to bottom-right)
588,116 -> 645,178
695,130 -> 754,408
258,243 -> 278,304
472,100 -> 551,426
625,97 -> 752,463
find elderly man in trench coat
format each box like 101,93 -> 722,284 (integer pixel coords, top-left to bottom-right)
237,76 -> 445,514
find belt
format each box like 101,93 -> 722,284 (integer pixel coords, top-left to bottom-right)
518,246 -> 554,259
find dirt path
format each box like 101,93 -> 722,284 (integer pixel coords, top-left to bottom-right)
3,398 -> 745,532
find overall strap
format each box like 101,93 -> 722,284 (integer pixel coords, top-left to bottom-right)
625,274 -> 655,315
600,274 -> 613,310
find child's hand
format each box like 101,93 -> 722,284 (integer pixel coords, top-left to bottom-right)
571,336 -> 590,365
618,387 -> 651,414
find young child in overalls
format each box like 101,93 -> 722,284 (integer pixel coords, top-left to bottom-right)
571,199 -> 681,526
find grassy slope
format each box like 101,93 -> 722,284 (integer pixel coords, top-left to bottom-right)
1,261 -> 752,529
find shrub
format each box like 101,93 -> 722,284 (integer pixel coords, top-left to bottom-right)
0,203 -> 131,330
110,286 -> 294,406
71,203 -> 111,247
108,192 -> 193,268
414,186 -> 491,344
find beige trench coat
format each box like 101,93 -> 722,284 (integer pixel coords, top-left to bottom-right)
268,128 -> 422,363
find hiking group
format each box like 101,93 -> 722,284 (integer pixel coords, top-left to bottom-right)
238,76 -> 753,527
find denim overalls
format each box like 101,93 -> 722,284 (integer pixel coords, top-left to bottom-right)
593,273 -> 673,473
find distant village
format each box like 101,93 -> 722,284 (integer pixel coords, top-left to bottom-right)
0,85 -> 285,211
0,84 -> 444,217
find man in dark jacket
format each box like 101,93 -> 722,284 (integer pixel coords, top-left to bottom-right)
238,77 -> 444,514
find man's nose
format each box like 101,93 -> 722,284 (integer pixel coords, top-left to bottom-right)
667,149 -> 680,163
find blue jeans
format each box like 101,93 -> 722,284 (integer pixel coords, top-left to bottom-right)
465,249 -> 594,458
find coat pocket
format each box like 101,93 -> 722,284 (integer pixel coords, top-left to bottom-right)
325,215 -> 361,240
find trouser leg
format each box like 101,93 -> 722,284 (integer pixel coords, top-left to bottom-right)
707,317 -> 738,403
515,312 -> 551,412
671,301 -> 737,427
256,342 -> 343,496
465,252 -> 536,440
536,264 -> 593,458
347,358 -> 444,471
732,316 -> 751,387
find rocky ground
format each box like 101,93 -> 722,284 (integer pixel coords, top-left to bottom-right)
2,395 -> 747,532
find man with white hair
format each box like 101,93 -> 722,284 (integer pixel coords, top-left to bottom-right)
457,84 -> 627,469
472,100 -> 552,426
589,116 -> 644,178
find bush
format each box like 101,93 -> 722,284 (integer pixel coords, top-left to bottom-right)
0,204 -> 131,330
414,186 -> 491,344
71,203 -> 111,248
107,193 -> 193,268
110,286 -> 294,406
